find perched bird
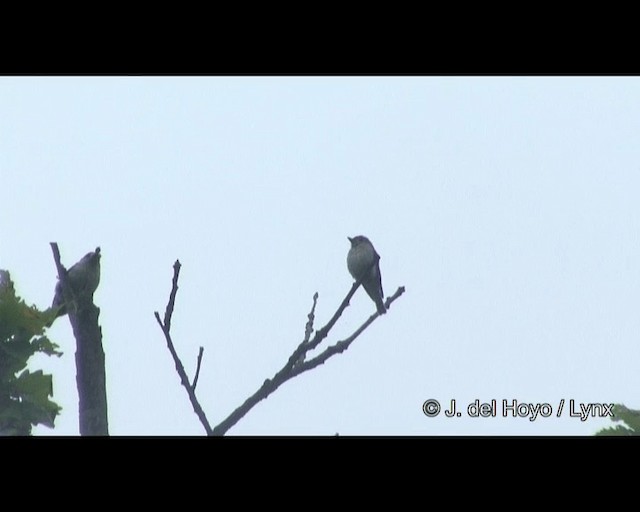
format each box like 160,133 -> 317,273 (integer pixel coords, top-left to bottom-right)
347,236 -> 386,315
51,247 -> 101,319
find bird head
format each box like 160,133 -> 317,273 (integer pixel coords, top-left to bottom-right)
348,235 -> 370,248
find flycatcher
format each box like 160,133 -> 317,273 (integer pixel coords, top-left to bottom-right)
347,236 -> 386,315
51,247 -> 101,320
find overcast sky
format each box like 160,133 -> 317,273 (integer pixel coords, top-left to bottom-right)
2,76 -> 638,435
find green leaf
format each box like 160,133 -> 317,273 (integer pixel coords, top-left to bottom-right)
32,336 -> 62,357
595,404 -> 640,436
15,370 -> 53,405
0,269 -> 62,435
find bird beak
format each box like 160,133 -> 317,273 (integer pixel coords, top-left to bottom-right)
347,237 -> 353,243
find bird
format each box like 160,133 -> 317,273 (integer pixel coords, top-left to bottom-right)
347,236 -> 386,315
50,247 -> 101,321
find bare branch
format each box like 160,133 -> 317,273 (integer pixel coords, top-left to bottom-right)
155,254 -> 405,436
292,292 -> 319,367
155,262 -> 213,436
164,259 -> 181,331
50,242 -> 75,310
291,286 -> 405,378
192,347 -> 204,392
211,284 -> 405,436
304,292 -> 318,343
383,285 -> 405,311
155,312 -> 213,435
50,243 -> 64,277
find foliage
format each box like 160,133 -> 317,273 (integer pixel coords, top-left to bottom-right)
0,270 -> 62,435
595,404 -> 640,436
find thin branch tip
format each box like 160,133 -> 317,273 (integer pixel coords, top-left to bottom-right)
192,347 -> 205,392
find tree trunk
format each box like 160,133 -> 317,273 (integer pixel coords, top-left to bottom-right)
69,302 -> 108,435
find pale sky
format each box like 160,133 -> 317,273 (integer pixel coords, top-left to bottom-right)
1,76 -> 638,435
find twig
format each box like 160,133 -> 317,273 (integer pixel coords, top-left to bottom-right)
304,292 -> 318,343
211,284 -> 405,436
155,261 -> 213,436
293,292 -> 318,367
192,347 -> 204,392
164,260 -> 181,331
50,242 -> 74,309
50,243 -> 64,277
